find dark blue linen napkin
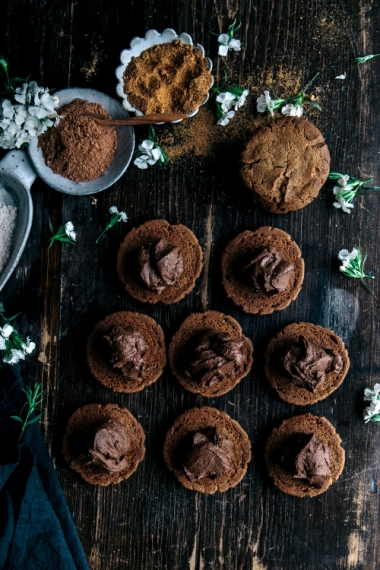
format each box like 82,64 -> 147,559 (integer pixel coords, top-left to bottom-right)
0,365 -> 89,570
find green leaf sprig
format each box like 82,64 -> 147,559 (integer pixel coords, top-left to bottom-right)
337,247 -> 375,296
10,383 -> 44,444
285,72 -> 321,110
0,55 -> 28,98
327,172 -> 380,210
0,303 -> 36,367
96,206 -> 128,243
354,54 -> 380,65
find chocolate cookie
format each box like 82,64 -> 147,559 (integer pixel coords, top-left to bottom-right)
221,227 -> 304,315
62,403 -> 145,486
265,413 -> 345,497
87,311 -> 166,393
264,322 -> 350,405
168,311 -> 253,397
117,219 -> 203,304
240,117 -> 330,213
163,406 -> 251,494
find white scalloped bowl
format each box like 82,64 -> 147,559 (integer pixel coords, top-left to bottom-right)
115,28 -> 214,123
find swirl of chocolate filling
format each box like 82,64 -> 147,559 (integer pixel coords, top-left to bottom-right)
138,238 -> 184,293
184,328 -> 247,387
103,325 -> 148,381
183,428 -> 234,481
88,419 -> 130,473
282,335 -> 343,392
281,433 -> 331,488
243,246 -> 294,294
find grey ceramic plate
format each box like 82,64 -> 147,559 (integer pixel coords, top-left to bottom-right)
28,87 -> 135,195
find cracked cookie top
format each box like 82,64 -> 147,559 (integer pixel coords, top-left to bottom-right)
239,117 -> 330,213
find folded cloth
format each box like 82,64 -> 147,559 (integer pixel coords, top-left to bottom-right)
0,365 -> 89,570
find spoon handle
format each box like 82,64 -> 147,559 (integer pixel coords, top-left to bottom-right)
84,113 -> 188,126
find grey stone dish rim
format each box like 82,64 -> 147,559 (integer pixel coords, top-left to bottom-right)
27,87 -> 135,196
0,150 -> 36,291
115,28 -> 214,124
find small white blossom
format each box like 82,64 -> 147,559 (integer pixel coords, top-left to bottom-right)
0,324 -> 14,338
134,139 -> 164,169
218,33 -> 241,56
3,348 -> 26,365
108,206 -> 127,222
257,91 -> 275,115
217,110 -> 235,126
0,81 -> 60,150
234,89 -> 249,110
281,103 -> 303,117
22,337 -> 36,355
333,195 -> 354,214
338,248 -> 358,263
364,384 -> 380,401
335,73 -> 346,79
64,221 -> 76,241
216,91 -> 236,113
0,336 -> 6,350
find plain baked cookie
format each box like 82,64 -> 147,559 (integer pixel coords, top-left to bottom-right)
87,311 -> 166,393
117,219 -> 203,304
265,413 -> 345,497
62,403 -> 146,486
221,226 -> 304,315
168,311 -> 253,397
240,117 -> 330,213
163,406 -> 251,494
264,322 -> 350,405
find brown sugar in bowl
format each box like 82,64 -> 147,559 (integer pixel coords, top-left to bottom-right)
117,219 -> 203,305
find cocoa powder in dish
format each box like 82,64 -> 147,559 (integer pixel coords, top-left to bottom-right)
38,98 -> 118,182
123,40 -> 213,114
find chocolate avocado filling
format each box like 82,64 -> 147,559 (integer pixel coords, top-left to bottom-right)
243,246 -> 294,294
283,335 -> 343,392
184,328 -> 247,387
89,419 -> 130,473
138,238 -> 184,293
104,325 -> 148,381
281,433 -> 331,488
183,428 -> 234,481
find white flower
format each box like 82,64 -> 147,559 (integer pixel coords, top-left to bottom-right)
338,248 -> 358,262
134,139 -> 164,169
364,384 -> 380,401
3,348 -> 26,365
256,91 -> 275,116
119,212 -> 128,222
281,103 -> 303,117
109,206 -> 118,214
0,335 -> 6,350
217,33 -> 241,56
217,110 -> 235,126
108,206 -> 127,222
22,337 -> 36,355
216,92 -> 235,113
337,175 -> 350,188
234,89 -> 249,110
64,221 -> 76,240
335,73 -> 346,79
0,324 -> 14,338
364,399 -> 380,422
333,196 -> 354,214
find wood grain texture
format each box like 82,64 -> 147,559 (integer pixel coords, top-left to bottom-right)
1,0 -> 380,568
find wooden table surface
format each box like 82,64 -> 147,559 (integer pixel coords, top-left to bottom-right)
1,1 -> 380,568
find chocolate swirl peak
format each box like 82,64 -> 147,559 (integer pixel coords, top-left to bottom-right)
283,336 -> 343,392
183,428 -> 234,481
89,419 -> 130,473
138,238 -> 184,293
184,329 -> 247,387
244,247 -> 294,294
103,325 -> 148,381
281,433 -> 331,488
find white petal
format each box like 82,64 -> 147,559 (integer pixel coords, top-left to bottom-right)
229,38 -> 241,51
119,212 -> 128,222
151,147 -> 162,161
335,73 -> 346,79
140,139 -> 154,151
218,44 -> 229,57
14,83 -> 28,104
0,336 -> 6,350
134,157 -> 149,169
1,324 -> 14,338
65,221 -> 74,232
109,206 -> 119,214
218,33 -> 229,46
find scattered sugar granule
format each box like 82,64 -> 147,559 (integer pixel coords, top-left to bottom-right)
0,199 -> 17,274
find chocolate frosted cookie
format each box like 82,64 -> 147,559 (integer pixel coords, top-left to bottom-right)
168,311 -> 253,397
221,227 -> 304,315
264,322 -> 350,405
87,311 -> 166,393
63,403 -> 145,486
265,413 -> 345,497
240,117 -> 330,213
163,407 -> 251,494
117,219 -> 203,304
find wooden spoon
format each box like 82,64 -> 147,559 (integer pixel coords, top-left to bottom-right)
82,112 -> 188,126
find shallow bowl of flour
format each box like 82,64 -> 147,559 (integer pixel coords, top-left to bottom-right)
28,88 -> 135,196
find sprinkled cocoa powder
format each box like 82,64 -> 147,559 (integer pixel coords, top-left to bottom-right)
39,98 -> 118,182
123,40 -> 213,114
